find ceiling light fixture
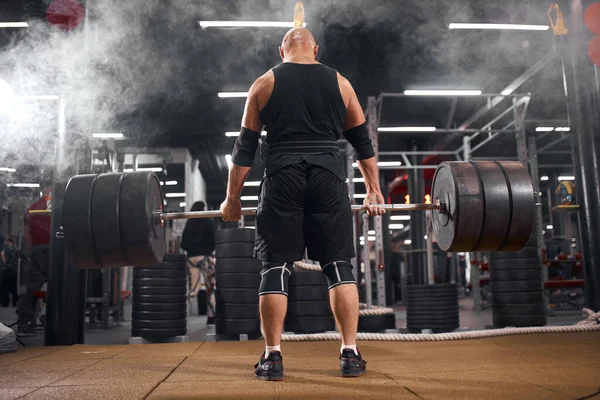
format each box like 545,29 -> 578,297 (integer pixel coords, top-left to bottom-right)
165,193 -> 186,198
449,23 -> 549,31
225,131 -> 266,137
555,127 -> 571,131
199,21 -> 307,29
404,239 -> 412,244
7,183 -> 40,188
404,90 -> 481,96
136,167 -> 162,172
225,154 -> 233,169
241,196 -> 259,201
93,132 -> 124,139
0,22 -> 29,28
179,202 -> 187,207
0,167 -> 16,173
389,224 -> 405,230
165,181 -> 177,186
352,161 -> 402,168
558,176 -> 575,181
244,181 -> 261,187
353,194 -> 367,199
390,215 -> 410,221
218,92 -> 248,98
536,127 -> 554,132
540,176 -> 549,181
377,126 -> 437,132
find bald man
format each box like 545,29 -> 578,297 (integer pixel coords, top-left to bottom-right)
220,28 -> 385,380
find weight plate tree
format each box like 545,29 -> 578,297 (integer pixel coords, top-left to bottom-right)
131,254 -> 188,339
285,268 -> 335,333
406,283 -> 460,333
490,234 -> 546,328
214,228 -> 261,337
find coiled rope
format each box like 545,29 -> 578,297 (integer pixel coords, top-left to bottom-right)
281,308 -> 600,342
293,261 -> 394,316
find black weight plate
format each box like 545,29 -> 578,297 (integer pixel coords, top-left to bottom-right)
133,269 -> 187,279
288,285 -> 330,301
132,311 -> 187,320
216,273 -> 261,289
493,314 -> 546,328
63,174 -> 99,269
491,280 -> 543,293
120,172 -> 165,267
431,162 -> 484,252
492,291 -> 544,304
406,297 -> 459,307
289,270 -> 327,287
358,313 -> 396,332
492,303 -> 545,316
406,315 -> 460,324
131,327 -> 186,338
215,258 -> 262,274
406,310 -> 460,318
284,316 -> 335,333
495,161 -> 535,251
132,278 -> 187,287
162,253 -> 187,263
490,247 -> 540,260
215,318 -> 260,335
287,300 -> 332,317
215,303 -> 259,319
91,173 -> 129,268
132,319 -> 187,329
133,286 -> 187,296
132,294 -> 187,304
406,283 -> 458,293
470,162 -> 511,251
490,258 -> 541,270
216,228 -> 256,244
491,268 -> 542,281
133,302 -> 187,312
215,288 -> 259,304
215,242 -> 255,258
406,304 -> 459,313
407,322 -> 459,333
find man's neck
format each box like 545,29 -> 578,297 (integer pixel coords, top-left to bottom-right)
283,54 -> 318,64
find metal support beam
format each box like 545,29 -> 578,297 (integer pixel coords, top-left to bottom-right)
367,96 -> 386,307
362,213 -> 372,309
528,136 -> 546,271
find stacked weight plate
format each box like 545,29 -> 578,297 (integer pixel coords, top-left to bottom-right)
406,284 -> 459,333
490,234 -> 546,327
215,228 -> 261,337
131,254 -> 187,339
358,309 -> 397,332
285,268 -> 335,333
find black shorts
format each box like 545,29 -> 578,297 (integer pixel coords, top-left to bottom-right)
254,162 -> 355,264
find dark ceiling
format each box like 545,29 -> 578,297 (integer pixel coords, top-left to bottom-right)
0,0 -> 577,205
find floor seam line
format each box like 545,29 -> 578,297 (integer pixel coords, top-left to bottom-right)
497,370 -> 584,398
15,387 -> 44,399
379,371 -> 423,400
142,356 -> 188,400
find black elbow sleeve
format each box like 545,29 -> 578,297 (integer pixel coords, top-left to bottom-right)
343,123 -> 375,160
231,127 -> 261,167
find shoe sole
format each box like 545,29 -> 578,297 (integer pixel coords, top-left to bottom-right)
255,373 -> 284,381
341,369 -> 366,378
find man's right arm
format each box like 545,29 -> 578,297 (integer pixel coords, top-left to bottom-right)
338,73 -> 386,216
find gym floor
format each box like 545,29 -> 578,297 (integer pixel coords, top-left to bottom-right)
0,332 -> 598,399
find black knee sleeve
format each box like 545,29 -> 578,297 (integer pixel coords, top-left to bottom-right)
320,260 -> 356,289
259,262 -> 293,296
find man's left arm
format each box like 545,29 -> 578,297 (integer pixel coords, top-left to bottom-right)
220,78 -> 265,221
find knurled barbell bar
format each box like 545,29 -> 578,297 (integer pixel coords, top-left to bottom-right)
28,160 -> 537,270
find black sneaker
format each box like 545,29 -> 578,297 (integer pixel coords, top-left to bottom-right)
340,349 -> 367,377
254,351 -> 284,381
16,322 -> 36,338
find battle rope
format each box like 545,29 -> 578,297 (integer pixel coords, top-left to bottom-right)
293,261 -> 395,315
282,308 -> 600,342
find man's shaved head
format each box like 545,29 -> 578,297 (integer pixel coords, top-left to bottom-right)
279,27 -> 319,62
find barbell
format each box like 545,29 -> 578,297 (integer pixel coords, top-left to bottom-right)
29,160 -> 536,270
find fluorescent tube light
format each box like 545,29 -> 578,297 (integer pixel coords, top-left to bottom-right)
536,127 -> 554,132
404,239 -> 412,244
378,126 -> 437,132
218,92 -> 248,98
123,168 -> 134,172
540,176 -> 549,181
546,225 -> 554,230
0,22 -> 29,28
558,176 -> 575,181
165,193 -> 186,198
165,181 -> 177,186
555,127 -> 571,131
200,21 -> 306,28
390,215 -> 410,221
368,236 -> 376,241
136,167 -> 162,172
179,202 -> 186,207
353,194 -> 367,199
368,230 -> 375,235
0,167 -> 16,173
7,183 -> 40,188
225,131 -> 267,137
404,90 -> 481,96
244,181 -> 261,187
225,154 -> 232,169
93,132 -> 124,139
449,23 -> 549,31
389,224 -> 405,230
352,161 -> 402,168
241,196 -> 259,201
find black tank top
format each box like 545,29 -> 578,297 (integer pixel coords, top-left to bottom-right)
259,63 -> 347,180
